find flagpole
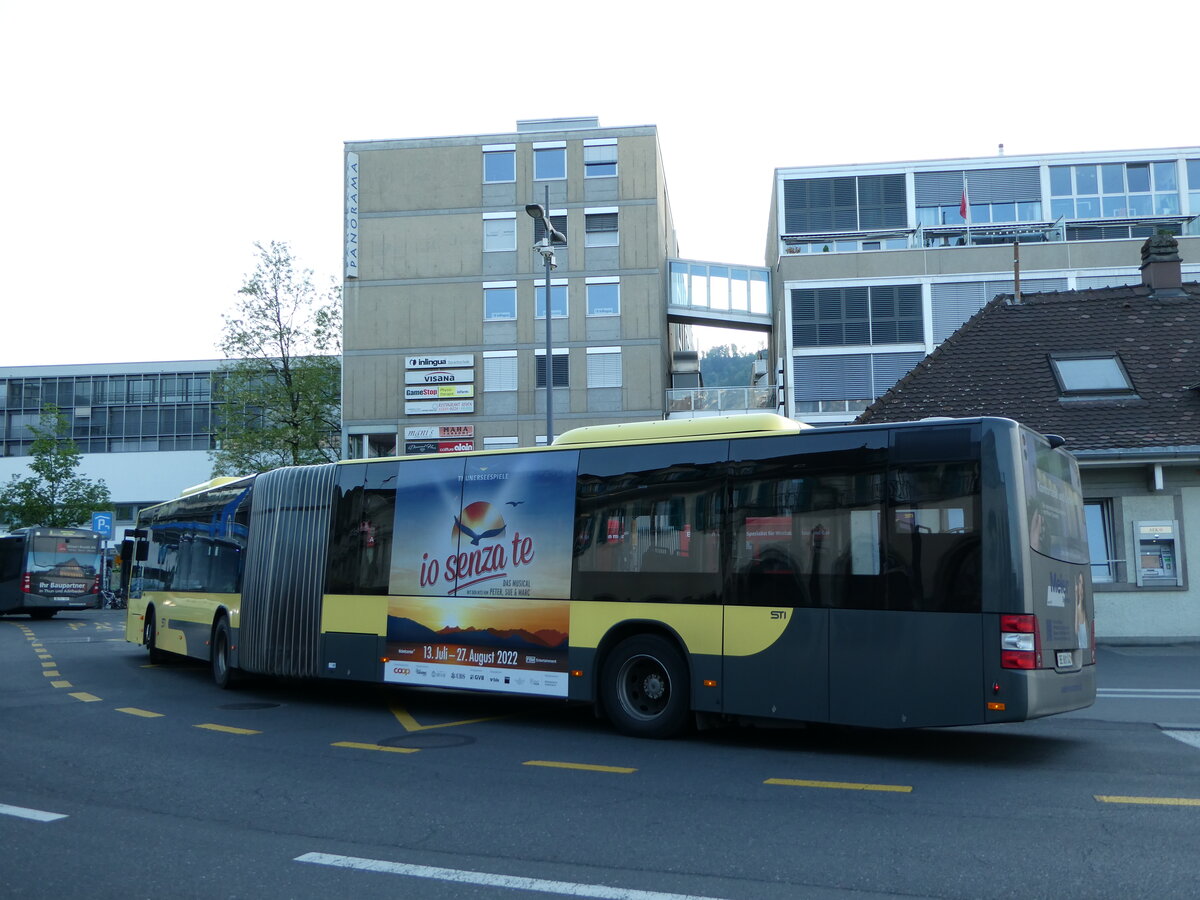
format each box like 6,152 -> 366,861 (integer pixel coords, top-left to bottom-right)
962,172 -> 970,247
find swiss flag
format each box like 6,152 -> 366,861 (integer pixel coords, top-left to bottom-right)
959,189 -> 968,220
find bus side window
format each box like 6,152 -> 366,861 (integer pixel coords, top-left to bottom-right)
886,463 -> 981,612
730,468 -> 884,609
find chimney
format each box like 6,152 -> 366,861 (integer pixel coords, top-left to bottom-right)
1140,234 -> 1186,298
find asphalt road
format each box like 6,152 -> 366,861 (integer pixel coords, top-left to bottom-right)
2,609 -> 1198,900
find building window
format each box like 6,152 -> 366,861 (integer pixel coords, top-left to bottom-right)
533,142 -> 566,180
584,208 -> 618,247
535,280 -> 568,319
791,284 -> 922,347
483,282 -> 517,321
482,144 -> 515,183
350,433 -> 397,458
483,436 -> 519,451
533,211 -> 567,244
1188,159 -> 1200,215
535,349 -> 569,388
1085,500 -> 1117,583
483,213 -> 516,252
586,278 -> 620,316
1049,353 -> 1134,395
783,173 -> 906,234
584,140 -> 617,178
1049,161 -> 1180,220
587,347 -> 622,387
483,351 -> 518,392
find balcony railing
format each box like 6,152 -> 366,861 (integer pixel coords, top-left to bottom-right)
665,387 -> 776,418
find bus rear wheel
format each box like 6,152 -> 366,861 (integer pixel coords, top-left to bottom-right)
211,618 -> 238,689
601,634 -> 690,739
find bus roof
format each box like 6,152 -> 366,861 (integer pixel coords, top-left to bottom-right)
552,413 -> 810,447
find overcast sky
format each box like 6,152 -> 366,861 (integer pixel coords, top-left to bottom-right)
4,0 -> 1197,368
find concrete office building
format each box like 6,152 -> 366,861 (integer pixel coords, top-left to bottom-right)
341,117 -> 746,454
769,147 -> 1200,424
0,361 -> 225,536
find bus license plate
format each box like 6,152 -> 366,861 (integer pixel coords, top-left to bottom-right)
1056,651 -> 1073,668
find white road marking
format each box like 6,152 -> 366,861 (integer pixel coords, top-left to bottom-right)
0,803 -> 68,822
295,852 -> 726,899
1163,730 -> 1200,751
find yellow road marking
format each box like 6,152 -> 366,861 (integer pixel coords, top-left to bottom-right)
332,741 -> 420,755
116,708 -> 164,718
390,706 -> 506,732
42,670 -> 61,677
69,693 -> 101,703
41,662 -> 56,668
523,760 -> 636,774
1095,795 -> 1200,807
195,723 -> 261,735
37,654 -> 51,659
51,680 -> 72,688
765,778 -> 913,793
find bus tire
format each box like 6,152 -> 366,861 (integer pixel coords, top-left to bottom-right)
601,634 -> 690,739
211,617 -> 238,689
143,609 -> 166,663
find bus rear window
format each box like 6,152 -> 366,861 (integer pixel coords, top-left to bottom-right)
1022,432 -> 1088,564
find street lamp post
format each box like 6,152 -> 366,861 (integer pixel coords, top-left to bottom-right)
525,188 -> 567,444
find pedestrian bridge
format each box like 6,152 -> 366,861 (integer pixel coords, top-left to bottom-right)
667,260 -> 772,328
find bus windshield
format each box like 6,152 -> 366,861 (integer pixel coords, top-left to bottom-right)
31,534 -> 101,575
1022,431 -> 1089,564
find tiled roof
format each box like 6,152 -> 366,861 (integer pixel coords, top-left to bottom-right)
856,282 -> 1200,455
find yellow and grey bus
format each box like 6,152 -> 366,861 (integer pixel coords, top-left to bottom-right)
125,413 -> 1095,737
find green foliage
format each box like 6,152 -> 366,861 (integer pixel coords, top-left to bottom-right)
211,241 -> 342,476
699,344 -> 758,387
0,406 -> 111,529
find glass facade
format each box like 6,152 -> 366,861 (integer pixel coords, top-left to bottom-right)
1,371 -> 218,457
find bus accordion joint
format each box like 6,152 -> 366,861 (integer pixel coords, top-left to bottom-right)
1000,613 -> 1042,669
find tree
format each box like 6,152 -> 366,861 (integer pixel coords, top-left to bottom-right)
699,343 -> 758,387
211,241 -> 342,476
0,405 -> 111,529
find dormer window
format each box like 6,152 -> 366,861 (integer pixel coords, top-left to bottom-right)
1049,353 -> 1134,395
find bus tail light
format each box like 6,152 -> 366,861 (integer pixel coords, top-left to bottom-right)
90,575 -> 100,594
1000,614 -> 1042,669
21,573 -> 31,593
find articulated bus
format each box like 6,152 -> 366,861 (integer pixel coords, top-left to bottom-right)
1,527 -> 103,619
125,414 -> 1095,737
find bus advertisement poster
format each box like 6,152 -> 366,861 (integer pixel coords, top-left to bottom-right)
382,595 -> 569,696
383,451 -> 577,696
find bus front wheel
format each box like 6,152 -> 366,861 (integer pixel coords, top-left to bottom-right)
143,610 -> 166,663
211,618 -> 238,689
601,634 -> 690,739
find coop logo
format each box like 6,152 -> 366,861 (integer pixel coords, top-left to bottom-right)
1046,572 -> 1068,607
392,667 -> 411,676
